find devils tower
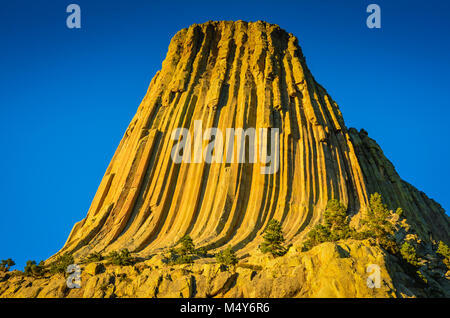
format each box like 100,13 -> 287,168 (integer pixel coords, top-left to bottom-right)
2,21 -> 449,298
55,20 -> 448,259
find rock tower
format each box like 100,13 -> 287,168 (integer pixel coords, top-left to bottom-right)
55,20 -> 449,260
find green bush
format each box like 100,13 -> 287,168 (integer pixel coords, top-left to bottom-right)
215,246 -> 238,266
302,224 -> 331,251
49,253 -> 74,274
302,200 -> 352,250
167,235 -> 207,265
107,249 -> 134,266
324,200 -> 353,241
361,193 -> 394,241
0,259 -> 15,272
302,194 -> 403,254
359,193 -> 400,253
400,242 -> 419,267
171,254 -> 193,265
24,260 -> 45,277
81,252 -> 103,264
177,235 -> 195,255
195,247 -> 208,257
260,219 -> 287,257
436,241 -> 450,269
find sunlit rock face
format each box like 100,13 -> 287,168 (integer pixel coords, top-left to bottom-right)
53,20 -> 449,261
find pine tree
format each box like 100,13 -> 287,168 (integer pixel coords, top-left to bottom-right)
323,200 -> 352,241
24,260 -> 45,277
215,246 -> 238,266
107,249 -> 133,266
302,224 -> 330,250
302,200 -> 352,250
49,253 -> 74,274
167,235 -> 207,265
400,242 -> 419,266
0,258 -> 15,272
81,252 -> 103,264
177,235 -> 196,255
361,193 -> 395,247
260,219 -> 287,257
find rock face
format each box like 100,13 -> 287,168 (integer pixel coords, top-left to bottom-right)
51,20 -> 448,260
14,20 -> 444,298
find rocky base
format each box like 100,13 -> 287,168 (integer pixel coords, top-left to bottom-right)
1,240 -> 449,298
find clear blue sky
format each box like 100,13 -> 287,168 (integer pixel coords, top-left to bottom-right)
1,0 -> 449,270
